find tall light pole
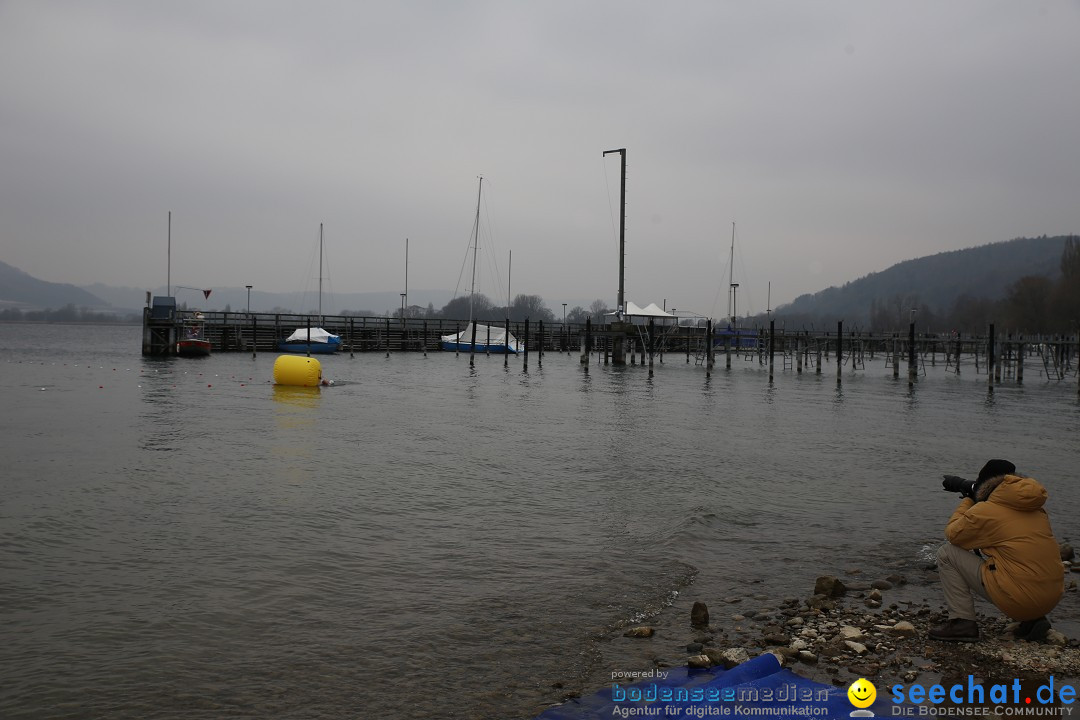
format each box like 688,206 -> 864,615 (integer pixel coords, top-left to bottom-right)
246,285 -> 252,314
400,293 -> 407,322
562,302 -> 568,353
603,148 -> 626,313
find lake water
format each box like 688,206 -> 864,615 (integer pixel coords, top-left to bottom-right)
1,323 -> 1077,719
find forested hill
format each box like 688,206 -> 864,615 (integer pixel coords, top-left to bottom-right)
772,235 -> 1069,325
0,260 -> 108,310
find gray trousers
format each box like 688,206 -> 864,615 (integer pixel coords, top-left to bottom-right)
937,542 -> 992,620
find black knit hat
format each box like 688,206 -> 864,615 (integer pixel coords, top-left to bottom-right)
977,459 -> 1016,483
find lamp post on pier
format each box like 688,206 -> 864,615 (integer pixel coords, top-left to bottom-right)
562,303 -> 568,353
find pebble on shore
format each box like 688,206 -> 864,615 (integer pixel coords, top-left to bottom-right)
674,572 -> 1079,687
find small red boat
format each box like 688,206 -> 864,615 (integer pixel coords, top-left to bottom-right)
176,312 -> 211,357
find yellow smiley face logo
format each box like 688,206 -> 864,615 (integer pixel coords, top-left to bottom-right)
848,678 -> 877,709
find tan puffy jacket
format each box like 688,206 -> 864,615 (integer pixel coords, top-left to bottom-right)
945,474 -> 1064,621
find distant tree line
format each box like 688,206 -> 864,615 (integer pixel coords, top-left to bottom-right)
865,237 -> 1079,334
390,295 -> 612,324
0,304 -> 139,323
770,237 -> 1079,335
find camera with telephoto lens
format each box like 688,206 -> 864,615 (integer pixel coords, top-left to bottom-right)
942,474 -> 977,498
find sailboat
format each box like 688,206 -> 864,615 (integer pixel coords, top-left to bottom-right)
715,221 -> 757,349
279,223 -> 342,354
439,177 -> 524,354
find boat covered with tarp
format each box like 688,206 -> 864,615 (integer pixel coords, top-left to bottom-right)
440,323 -> 523,354
278,327 -> 341,354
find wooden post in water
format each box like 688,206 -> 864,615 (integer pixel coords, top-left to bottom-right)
251,313 -> 257,359
523,318 -> 530,371
423,320 -> 428,357
538,320 -> 543,368
705,320 -> 713,377
306,317 -> 312,357
1017,337 -> 1024,384
725,333 -> 731,369
349,317 -> 355,358
908,321 -> 916,386
995,331 -> 1004,384
386,318 -> 391,358
469,321 -> 477,367
836,321 -> 843,383
581,317 -> 591,365
892,335 -> 899,379
988,323 -> 995,389
504,318 -> 510,368
796,334 -> 803,374
648,319 -> 655,371
769,319 -> 775,382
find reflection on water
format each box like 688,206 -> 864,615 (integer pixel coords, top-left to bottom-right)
271,384 -> 321,408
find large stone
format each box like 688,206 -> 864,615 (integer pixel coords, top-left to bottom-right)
814,576 -> 848,598
845,641 -> 869,655
1046,630 -> 1068,647
624,626 -> 655,638
1061,543 -> 1075,562
721,647 -> 751,668
704,647 -> 727,665
688,654 -> 712,668
806,594 -> 837,611
691,601 -> 710,626
891,621 -> 917,637
839,626 -> 865,641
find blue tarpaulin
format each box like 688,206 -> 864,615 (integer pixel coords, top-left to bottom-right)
537,653 -> 893,718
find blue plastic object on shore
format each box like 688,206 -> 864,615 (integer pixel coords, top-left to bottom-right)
536,653 -> 892,718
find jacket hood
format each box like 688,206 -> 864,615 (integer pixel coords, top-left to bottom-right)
976,474 -> 1047,510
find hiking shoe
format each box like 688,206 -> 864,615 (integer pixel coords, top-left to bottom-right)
1017,616 -> 1051,642
929,618 -> 980,642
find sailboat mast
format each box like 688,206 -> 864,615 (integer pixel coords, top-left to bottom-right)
469,177 -> 482,323
167,211 -> 171,296
728,221 -> 735,323
318,222 -> 324,319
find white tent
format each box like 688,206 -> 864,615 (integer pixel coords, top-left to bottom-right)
604,301 -> 678,326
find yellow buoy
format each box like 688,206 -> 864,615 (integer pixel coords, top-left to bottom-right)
273,355 -> 322,387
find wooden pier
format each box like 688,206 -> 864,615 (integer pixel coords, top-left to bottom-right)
141,306 -> 587,356
141,304 -> 1079,389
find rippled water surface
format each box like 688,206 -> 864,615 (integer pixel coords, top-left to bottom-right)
2,324 -> 1078,719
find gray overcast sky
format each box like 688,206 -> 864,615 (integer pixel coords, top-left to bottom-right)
2,1 -> 1078,317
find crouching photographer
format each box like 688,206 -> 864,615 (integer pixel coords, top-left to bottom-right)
931,459 -> 1064,643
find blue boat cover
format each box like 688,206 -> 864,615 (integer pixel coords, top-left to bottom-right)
536,653 -> 893,719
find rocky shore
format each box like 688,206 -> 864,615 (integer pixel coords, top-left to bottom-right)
662,573 -> 1080,689
594,550 -> 1080,702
